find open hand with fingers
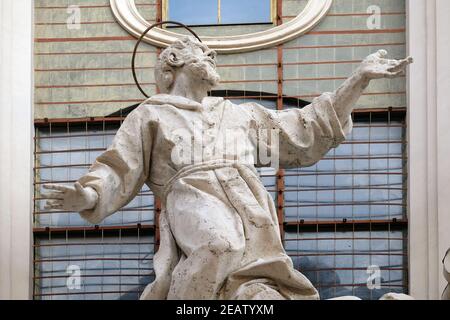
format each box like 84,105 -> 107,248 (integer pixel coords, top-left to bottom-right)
359,49 -> 413,80
42,182 -> 98,212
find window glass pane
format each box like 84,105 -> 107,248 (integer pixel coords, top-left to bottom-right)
35,124 -> 154,228
168,0 -> 218,25
284,230 -> 408,300
34,123 -> 157,300
284,119 -> 406,222
35,234 -> 154,300
221,0 -> 272,24
167,0 -> 272,26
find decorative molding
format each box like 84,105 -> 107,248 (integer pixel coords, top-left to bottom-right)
0,0 -> 33,299
110,0 -> 332,53
407,0 -> 450,300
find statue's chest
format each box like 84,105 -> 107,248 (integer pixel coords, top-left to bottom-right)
159,104 -> 252,149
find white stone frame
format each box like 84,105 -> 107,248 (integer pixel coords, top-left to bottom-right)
407,0 -> 450,300
0,0 -> 34,299
110,0 -> 332,53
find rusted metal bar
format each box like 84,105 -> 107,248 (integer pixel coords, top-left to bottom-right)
352,124 -> 405,128
33,257 -> 153,263
40,151 -> 409,160
284,218 -> 408,232
281,41 -> 406,50
286,219 -> 408,225
33,273 -> 155,280
298,267 -> 407,272
276,0 -> 285,240
281,187 -> 406,192
284,202 -> 406,208
35,147 -> 107,154
33,291 -> 144,297
33,224 -> 154,236
354,107 -> 406,114
35,137 -> 406,146
284,236 -> 405,241
35,132 -> 116,140
340,140 -> 404,144
32,108 -> 407,127
34,117 -> 125,126
34,191 -> 153,201
154,0 -> 163,254
312,283 -> 407,289
276,169 -> 285,240
34,208 -> 154,215
34,257 -> 153,263
279,171 -> 405,177
32,122 -> 39,299
289,252 -> 407,257
34,241 -> 153,247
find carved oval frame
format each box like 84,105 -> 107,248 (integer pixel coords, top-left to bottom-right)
110,0 -> 332,53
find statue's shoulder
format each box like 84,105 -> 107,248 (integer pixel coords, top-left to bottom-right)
122,100 -> 160,123
232,100 -> 268,115
133,101 -> 156,113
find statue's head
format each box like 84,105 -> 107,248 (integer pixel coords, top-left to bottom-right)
155,36 -> 220,94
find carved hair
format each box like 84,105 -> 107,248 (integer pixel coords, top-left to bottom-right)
155,36 -> 215,93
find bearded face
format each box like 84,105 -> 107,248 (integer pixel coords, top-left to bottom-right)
155,38 -> 221,94
183,46 -> 220,89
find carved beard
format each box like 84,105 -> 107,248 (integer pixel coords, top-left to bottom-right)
185,58 -> 220,88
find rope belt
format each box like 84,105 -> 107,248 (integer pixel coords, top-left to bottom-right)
162,159 -> 258,205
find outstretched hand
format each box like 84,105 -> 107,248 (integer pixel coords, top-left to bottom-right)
42,182 -> 98,212
359,50 -> 413,80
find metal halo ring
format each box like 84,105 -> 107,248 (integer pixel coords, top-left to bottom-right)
132,21 -> 203,98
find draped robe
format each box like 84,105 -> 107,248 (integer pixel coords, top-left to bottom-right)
77,93 -> 352,300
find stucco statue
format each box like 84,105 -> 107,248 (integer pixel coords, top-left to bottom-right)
43,37 -> 413,300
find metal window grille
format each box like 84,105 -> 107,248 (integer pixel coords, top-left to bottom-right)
283,109 -> 408,300
33,119 -> 155,300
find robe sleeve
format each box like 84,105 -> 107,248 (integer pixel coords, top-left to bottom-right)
242,92 -> 353,169
77,106 -> 153,224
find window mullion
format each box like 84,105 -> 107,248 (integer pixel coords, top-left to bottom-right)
217,0 -> 221,24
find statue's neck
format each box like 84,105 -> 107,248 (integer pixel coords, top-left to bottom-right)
169,73 -> 209,103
